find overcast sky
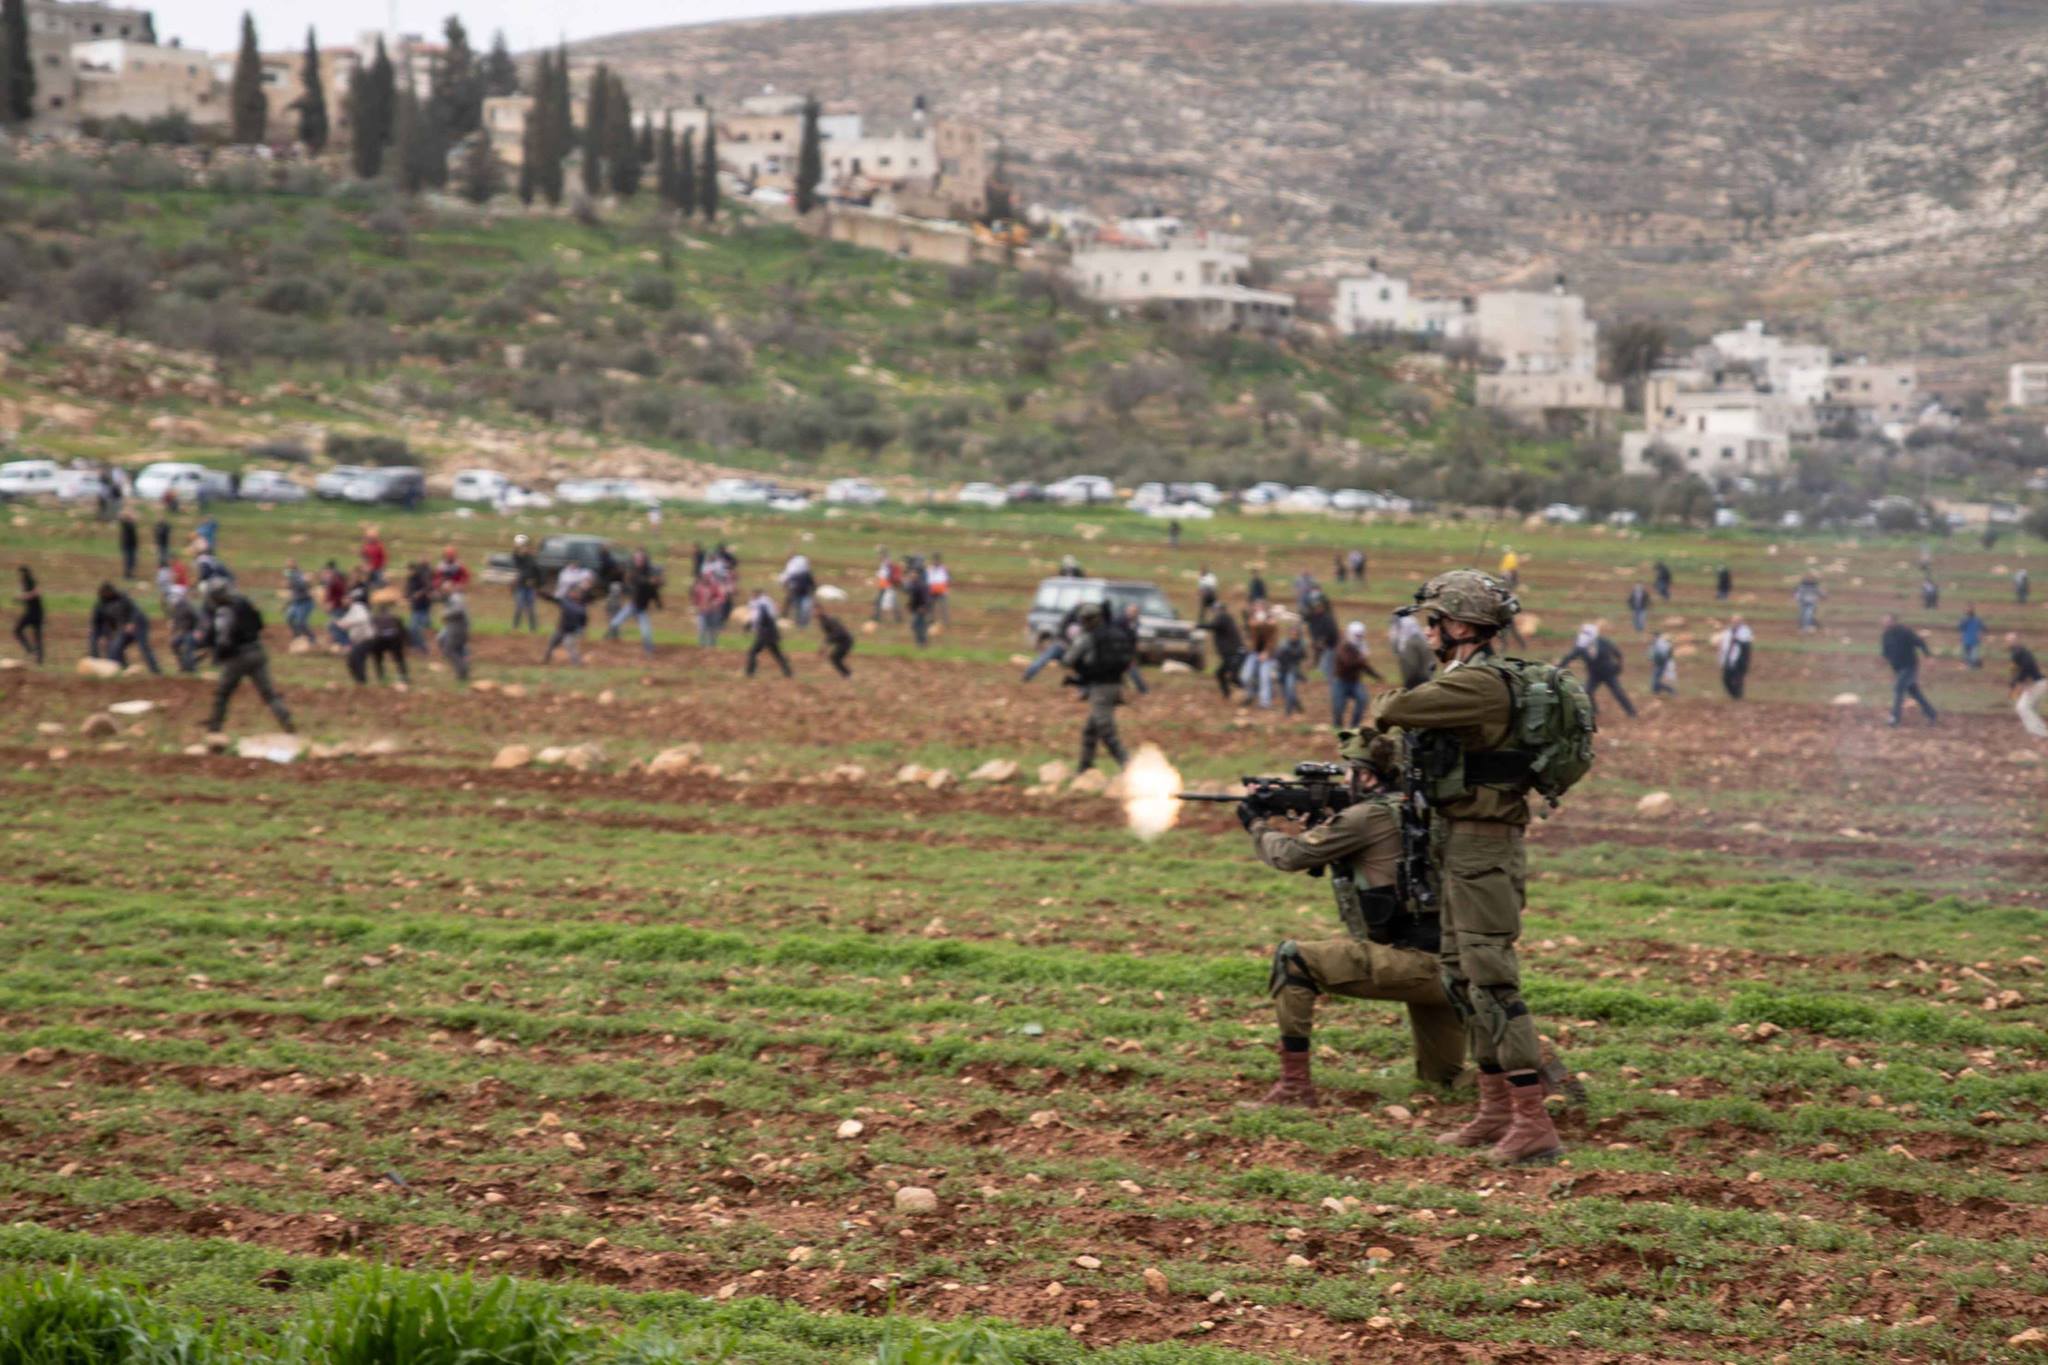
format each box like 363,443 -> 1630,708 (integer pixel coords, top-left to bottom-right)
153,0 -> 1447,57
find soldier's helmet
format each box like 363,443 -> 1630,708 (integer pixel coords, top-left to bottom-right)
198,576 -> 231,604
1400,569 -> 1518,628
1076,601 -> 1105,623
1336,727 -> 1402,780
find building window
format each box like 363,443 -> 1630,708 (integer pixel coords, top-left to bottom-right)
1379,288 -> 1390,301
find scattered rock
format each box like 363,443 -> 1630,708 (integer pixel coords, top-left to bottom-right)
596,689 -> 616,705
491,744 -> 533,769
1830,692 -> 1860,707
836,1119 -> 865,1140
501,683 -> 528,699
1159,660 -> 1193,674
1635,791 -> 1675,818
1285,1253 -> 1313,1268
236,733 -> 306,764
1383,1104 -> 1412,1122
2008,1328 -> 2046,1352
1073,1255 -> 1102,1270
894,1186 -> 939,1215
825,763 -> 867,783
561,1132 -> 587,1153
1069,769 -> 1109,795
923,768 -> 955,790
35,722 -> 63,735
287,637 -> 314,655
562,742 -> 605,772
1142,1267 -> 1170,1298
203,732 -> 230,753
1037,760 -> 1071,786
75,658 -> 121,679
535,746 -> 569,765
79,713 -> 119,738
894,763 -> 931,784
968,759 -> 1019,783
107,700 -> 156,716
647,744 -> 703,776
321,973 -> 345,989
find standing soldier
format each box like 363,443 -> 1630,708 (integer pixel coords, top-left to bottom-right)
1372,570 -> 1593,1164
1248,730 -> 1464,1104
1062,601 -> 1132,773
200,577 -> 294,735
510,535 -> 541,632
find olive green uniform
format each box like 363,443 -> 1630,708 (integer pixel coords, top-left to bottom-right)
1061,629 -> 1128,771
1373,651 -> 1540,1074
1250,797 -> 1466,1084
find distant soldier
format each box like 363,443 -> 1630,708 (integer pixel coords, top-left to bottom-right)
2007,632 -> 2046,739
818,610 -> 854,678
200,578 -> 293,734
510,535 -> 541,632
1373,570 -> 1593,1164
438,588 -> 471,684
1061,601 -> 1131,773
1249,730 -> 1464,1105
117,508 -> 139,580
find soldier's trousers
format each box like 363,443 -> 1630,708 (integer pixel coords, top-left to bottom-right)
1078,691 -> 1127,771
207,646 -> 291,732
1437,823 -> 1539,1072
1273,936 -> 1466,1084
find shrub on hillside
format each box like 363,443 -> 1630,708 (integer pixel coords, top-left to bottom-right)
326,433 -> 415,466
172,263 -> 235,301
397,288 -> 455,326
624,274 -> 676,311
65,257 -> 152,332
257,276 -> 330,316
344,282 -> 389,317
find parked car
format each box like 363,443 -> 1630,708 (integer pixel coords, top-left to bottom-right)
1239,480 -> 1292,507
558,477 -> 658,507
1046,474 -> 1115,505
1182,481 -> 1225,507
314,465 -> 374,499
136,461 -> 235,504
54,467 -> 108,502
451,469 -> 512,503
0,460 -> 61,498
1777,510 -> 1806,529
495,484 -> 554,511
1025,577 -> 1202,668
700,477 -> 772,506
825,478 -> 887,506
341,467 -> 426,508
1144,500 -> 1214,521
765,487 -> 812,513
1127,481 -> 1168,510
483,533 -> 625,585
1542,502 -> 1588,525
1712,507 -> 1743,529
956,481 -> 1010,509
1606,509 -> 1641,527
1281,485 -> 1333,513
1331,488 -> 1383,512
240,469 -> 309,502
1004,481 -> 1046,504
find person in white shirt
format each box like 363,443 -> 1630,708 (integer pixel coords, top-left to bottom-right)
928,554 -> 952,624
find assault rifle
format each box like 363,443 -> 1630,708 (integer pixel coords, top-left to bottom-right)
1178,762 -> 1356,828
1396,736 -> 1439,912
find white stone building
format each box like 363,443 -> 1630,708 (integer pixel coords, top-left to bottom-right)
1621,388 -> 1799,481
2008,363 -> 2048,409
1333,270 -> 1470,340
1068,237 -> 1293,333
1708,321 -> 1830,405
1823,361 -> 1920,422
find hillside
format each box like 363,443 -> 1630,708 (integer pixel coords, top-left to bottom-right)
3,150 -> 1590,500
582,0 -> 2048,390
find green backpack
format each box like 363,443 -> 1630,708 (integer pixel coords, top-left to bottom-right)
1489,657 -> 1597,804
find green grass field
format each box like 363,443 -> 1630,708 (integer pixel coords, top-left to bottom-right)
2,489 -> 2044,1361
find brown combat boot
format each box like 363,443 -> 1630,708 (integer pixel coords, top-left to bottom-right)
1436,1069 -> 1513,1147
1259,1047 -> 1319,1107
1486,1079 -> 1565,1165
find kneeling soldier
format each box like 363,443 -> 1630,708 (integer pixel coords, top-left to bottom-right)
1247,730 -> 1464,1107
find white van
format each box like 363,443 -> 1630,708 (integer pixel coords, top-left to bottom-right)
135,461 -> 234,503
451,469 -> 512,503
0,460 -> 61,497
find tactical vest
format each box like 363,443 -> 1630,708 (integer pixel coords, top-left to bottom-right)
1329,795 -> 1440,954
1411,657 -> 1595,808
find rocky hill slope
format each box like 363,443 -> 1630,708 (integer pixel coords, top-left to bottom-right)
583,0 -> 2048,391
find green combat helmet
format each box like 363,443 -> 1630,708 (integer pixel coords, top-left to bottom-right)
1076,601 -> 1105,623
1336,727 -> 1402,781
1399,569 -> 1519,628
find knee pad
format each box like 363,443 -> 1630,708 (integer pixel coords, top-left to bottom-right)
1268,941 -> 1319,997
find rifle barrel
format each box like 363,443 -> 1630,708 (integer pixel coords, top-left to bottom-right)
1174,793 -> 1244,803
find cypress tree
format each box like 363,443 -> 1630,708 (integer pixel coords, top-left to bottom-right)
794,94 -> 822,215
531,51 -> 564,206
655,115 -> 676,206
393,79 -> 427,194
229,12 -> 266,145
580,63 -> 607,198
699,117 -> 718,222
676,127 -> 696,216
636,119 -> 654,165
434,15 -> 480,136
295,27 -> 327,152
458,130 -> 502,204
348,37 -> 395,179
0,0 -> 34,125
604,75 -> 639,197
482,31 -> 519,97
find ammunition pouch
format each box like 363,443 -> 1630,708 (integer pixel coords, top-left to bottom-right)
1331,865 -> 1370,942
1413,729 -> 1532,802
1360,885 -> 1402,945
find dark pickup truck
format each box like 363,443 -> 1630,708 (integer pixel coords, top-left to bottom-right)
482,533 -> 626,585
